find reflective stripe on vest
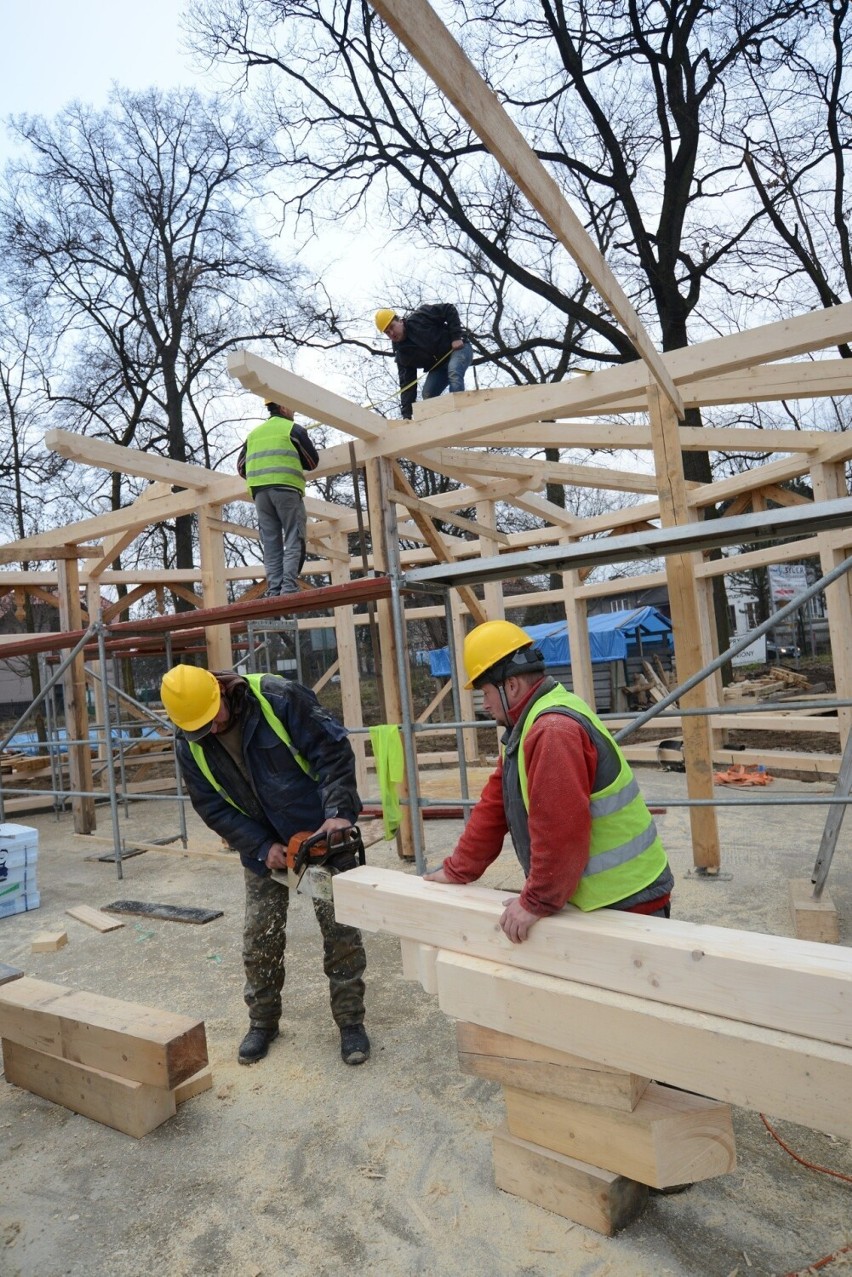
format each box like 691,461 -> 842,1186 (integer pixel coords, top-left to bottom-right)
244,417 -> 306,494
188,674 -> 316,814
509,683 -> 667,911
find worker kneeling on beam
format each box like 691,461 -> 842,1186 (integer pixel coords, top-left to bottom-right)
424,621 -> 673,943
160,664 -> 370,1067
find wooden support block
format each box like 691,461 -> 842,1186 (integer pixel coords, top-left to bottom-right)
65,905 -> 124,933
31,931 -> 68,954
0,977 -> 207,1088
399,938 -> 439,995
503,1081 -> 735,1189
334,866 -> 852,1048
2,1038 -> 176,1138
789,879 -> 839,944
0,964 -> 24,987
492,1124 -> 648,1236
436,951 -> 852,1142
456,1022 -> 649,1111
173,1065 -> 213,1105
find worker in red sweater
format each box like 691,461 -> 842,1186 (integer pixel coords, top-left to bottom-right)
424,620 -> 672,943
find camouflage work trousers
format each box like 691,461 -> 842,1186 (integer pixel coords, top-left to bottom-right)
242,868 -> 366,1030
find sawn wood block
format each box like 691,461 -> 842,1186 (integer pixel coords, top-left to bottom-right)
503,1082 -> 736,1189
2,1038 -> 176,1139
789,879 -> 839,944
492,1123 -> 648,1235
0,976 -> 207,1088
31,930 -> 68,953
457,1021 -> 649,1111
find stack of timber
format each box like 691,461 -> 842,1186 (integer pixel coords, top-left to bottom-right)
722,665 -> 812,701
0,977 -> 210,1137
334,866 -> 852,1234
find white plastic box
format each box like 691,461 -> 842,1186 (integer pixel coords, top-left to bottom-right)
0,823 -> 40,918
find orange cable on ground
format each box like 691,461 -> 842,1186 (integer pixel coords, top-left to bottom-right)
761,1115 -> 852,1275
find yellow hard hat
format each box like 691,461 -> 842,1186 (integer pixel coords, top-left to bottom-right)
462,620 -> 542,689
374,308 -> 396,334
160,665 -> 221,738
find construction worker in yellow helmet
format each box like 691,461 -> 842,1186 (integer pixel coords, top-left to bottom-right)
424,620 -> 672,943
235,400 -> 319,597
160,663 -> 370,1067
374,302 -> 473,420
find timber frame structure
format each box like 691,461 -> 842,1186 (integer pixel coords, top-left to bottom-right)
2,0 -> 852,888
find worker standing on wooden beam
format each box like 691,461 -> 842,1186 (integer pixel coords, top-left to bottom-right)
160,664 -> 370,1067
424,621 -> 673,943
375,304 -> 473,419
237,401 -> 319,596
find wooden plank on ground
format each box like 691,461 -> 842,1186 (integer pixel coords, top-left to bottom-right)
0,964 -> 24,986
456,1022 -> 649,1111
435,951 -> 852,1141
65,905 -> 124,932
789,879 -> 839,944
503,1082 -> 735,1189
103,901 -> 224,925
0,977 -> 207,1088
333,866 -> 852,1048
492,1125 -> 648,1236
1,1038 -> 176,1138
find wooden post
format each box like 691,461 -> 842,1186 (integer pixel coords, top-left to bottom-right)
56,556 -> 96,833
476,500 -> 505,621
561,558 -> 596,707
198,503 -> 233,671
811,461 -> 852,748
365,457 -> 416,860
329,531 -> 367,793
646,384 -> 720,872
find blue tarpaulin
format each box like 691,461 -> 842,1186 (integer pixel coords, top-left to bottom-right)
427,606 -> 672,676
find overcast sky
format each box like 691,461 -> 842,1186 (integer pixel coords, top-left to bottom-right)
0,0 -> 197,130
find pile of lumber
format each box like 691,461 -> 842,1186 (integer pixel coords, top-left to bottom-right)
723,665 -> 813,701
0,977 -> 210,1137
334,867 -> 852,1235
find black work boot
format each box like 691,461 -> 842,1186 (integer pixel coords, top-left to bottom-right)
340,1023 -> 370,1066
238,1025 -> 279,1065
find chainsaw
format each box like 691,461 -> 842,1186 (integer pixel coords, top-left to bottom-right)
270,826 -> 366,902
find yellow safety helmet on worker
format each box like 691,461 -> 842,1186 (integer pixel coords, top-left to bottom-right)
160,665 -> 221,739
462,620 -> 545,689
374,308 -> 397,334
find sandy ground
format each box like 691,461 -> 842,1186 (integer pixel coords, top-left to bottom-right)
1,764 -> 852,1277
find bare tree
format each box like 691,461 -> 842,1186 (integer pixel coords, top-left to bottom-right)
1,86 -> 320,607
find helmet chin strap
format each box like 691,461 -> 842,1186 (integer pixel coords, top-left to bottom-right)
496,680 -> 512,723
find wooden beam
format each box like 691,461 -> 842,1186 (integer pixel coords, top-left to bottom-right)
0,977 -> 208,1088
492,1126 -> 648,1236
227,350 -> 384,440
389,487 -> 511,544
502,1081 -> 735,1189
332,867 -> 852,1047
457,1022 -> 649,1111
2,1038 -> 177,1139
390,465 -> 487,625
